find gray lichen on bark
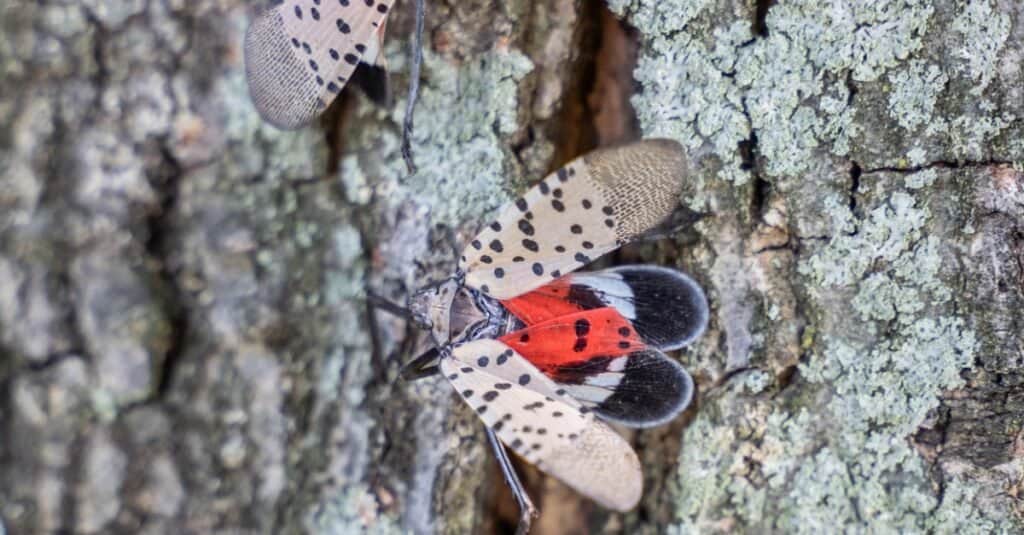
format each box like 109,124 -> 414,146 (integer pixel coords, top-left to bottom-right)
1,0 -> 1022,534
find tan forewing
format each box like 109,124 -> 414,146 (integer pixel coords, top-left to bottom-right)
442,340 -> 642,511
245,0 -> 394,129
460,139 -> 689,300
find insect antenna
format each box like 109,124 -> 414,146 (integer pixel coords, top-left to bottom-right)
402,0 -> 426,174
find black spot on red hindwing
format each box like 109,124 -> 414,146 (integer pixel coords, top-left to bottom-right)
573,338 -> 588,352
574,319 -> 591,337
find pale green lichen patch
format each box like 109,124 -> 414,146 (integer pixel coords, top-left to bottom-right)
662,173 -> 988,531
789,186 -> 975,529
342,47 -> 534,226
923,473 -> 1012,534
947,109 -> 1015,160
611,1 -> 935,182
888,60 -> 949,132
950,0 -> 1011,97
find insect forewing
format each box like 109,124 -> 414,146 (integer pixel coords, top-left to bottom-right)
460,139 -> 690,300
442,339 -> 642,511
245,0 -> 393,129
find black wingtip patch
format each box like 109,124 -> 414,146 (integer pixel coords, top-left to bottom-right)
594,350 -> 694,428
614,266 -> 709,351
350,62 -> 391,106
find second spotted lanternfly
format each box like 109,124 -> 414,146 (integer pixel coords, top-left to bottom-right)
243,0 -> 427,172
384,138 -> 710,533
244,0 -> 395,129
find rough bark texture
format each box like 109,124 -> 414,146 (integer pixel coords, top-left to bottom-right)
1,1 -> 1023,534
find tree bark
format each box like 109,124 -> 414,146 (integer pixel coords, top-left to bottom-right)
1,1 -> 1022,534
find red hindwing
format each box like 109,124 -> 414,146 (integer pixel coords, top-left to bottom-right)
501,279 -> 590,326
498,307 -> 644,374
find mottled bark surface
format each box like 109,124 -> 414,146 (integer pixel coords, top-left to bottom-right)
1,1 -> 1022,534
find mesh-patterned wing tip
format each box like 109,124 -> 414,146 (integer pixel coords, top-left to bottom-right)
244,7 -> 322,130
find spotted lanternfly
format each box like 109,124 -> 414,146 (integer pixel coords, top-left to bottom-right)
380,139 -> 709,532
245,0 -> 425,171
245,0 -> 394,128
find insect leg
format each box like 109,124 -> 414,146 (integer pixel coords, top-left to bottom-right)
366,290 -> 415,322
485,428 -> 538,535
401,0 -> 426,174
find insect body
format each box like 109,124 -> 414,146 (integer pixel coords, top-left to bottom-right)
401,139 -> 709,531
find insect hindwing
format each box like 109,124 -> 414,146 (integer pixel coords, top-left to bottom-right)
497,306 -> 696,427
503,266 -> 710,351
245,0 -> 394,129
459,139 -> 691,300
441,339 -> 642,512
